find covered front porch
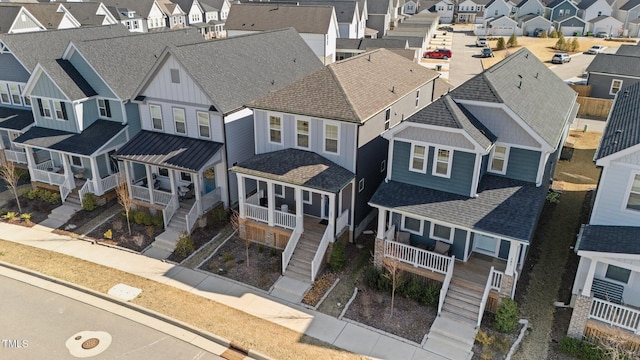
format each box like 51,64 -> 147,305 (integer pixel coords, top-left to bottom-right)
0,107 -> 35,166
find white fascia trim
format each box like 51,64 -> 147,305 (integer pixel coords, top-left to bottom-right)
389,121 -> 490,154
588,71 -> 640,81
595,143 -> 640,167
92,126 -> 129,155
22,65 -> 71,102
224,107 -> 252,123
236,173 -> 341,197
10,8 -> 47,33
385,138 -> 395,181
61,42 -> 122,103
453,99 -> 553,152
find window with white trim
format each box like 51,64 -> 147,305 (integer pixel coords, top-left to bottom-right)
24,95 -> 31,107
358,178 -> 365,192
409,144 -> 426,172
71,156 -> 82,167
37,99 -> 52,118
324,123 -> 339,154
415,90 -> 420,107
610,79 -> 623,95
401,215 -> 422,235
197,111 -> 210,138
430,222 -> 453,243
626,173 -> 640,211
384,108 -> 391,130
9,84 -> 21,105
0,83 -> 9,103
170,69 -> 180,84
433,148 -> 452,177
150,104 -> 163,130
605,264 -> 631,284
98,99 -> 111,118
489,145 -> 509,174
54,101 -> 68,121
296,119 -> 309,148
181,172 -> 191,182
269,115 -> 281,144
173,108 -> 186,134
302,190 -> 312,204
158,168 -> 169,177
274,184 -> 284,198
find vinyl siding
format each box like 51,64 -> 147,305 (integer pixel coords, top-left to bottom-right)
462,104 -> 541,149
587,73 -> 640,99
355,135 -> 388,227
391,212 -> 467,259
9,11 -> 42,32
125,102 -> 141,136
100,130 -> 128,155
590,161 -> 640,226
0,54 -> 30,83
30,73 -> 66,100
139,102 -> 224,143
68,51 -> 117,99
33,99 -> 77,132
141,55 -> 213,107
391,140 -> 475,196
518,1 -> 544,18
502,147 -> 541,183
550,3 -> 577,20
225,110 -> 256,204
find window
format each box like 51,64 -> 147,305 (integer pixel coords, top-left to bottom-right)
71,156 -> 82,167
410,144 -> 426,172
269,115 -> 281,144
494,10 -> 498,15
180,172 -> 191,182
150,104 -> 163,130
98,99 -> 111,118
605,264 -> 631,284
610,79 -> 623,95
274,184 -> 284,198
54,101 -> 68,121
24,96 -> 31,107
489,145 -> 509,174
626,174 -> 640,211
170,69 -> 180,84
0,84 -> 9,103
384,108 -> 391,130
433,148 -> 452,177
37,99 -> 52,118
158,168 -> 169,177
197,111 -> 210,138
173,108 -> 186,134
358,178 -> 365,192
133,20 -> 139,29
558,9 -> 564,16
430,222 -> 453,243
324,123 -> 339,153
402,215 -> 422,235
381,159 -> 386,173
9,84 -> 21,105
302,190 -> 312,204
415,90 -> 420,107
296,119 -> 309,148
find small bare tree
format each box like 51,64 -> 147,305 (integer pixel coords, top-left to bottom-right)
592,326 -> 640,359
115,176 -> 133,235
382,253 -> 403,318
0,161 -> 22,213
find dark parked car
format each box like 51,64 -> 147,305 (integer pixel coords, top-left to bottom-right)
481,47 -> 494,58
423,48 -> 452,59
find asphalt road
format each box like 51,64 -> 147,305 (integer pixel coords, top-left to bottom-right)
549,46 -> 618,81
0,276 -> 222,360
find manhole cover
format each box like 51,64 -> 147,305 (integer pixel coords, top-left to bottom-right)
81,338 -> 99,350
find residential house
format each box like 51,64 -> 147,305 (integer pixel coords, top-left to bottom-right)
553,15 -> 587,35
174,0 -> 229,39
576,0 -> 612,23
369,48 -> 577,324
385,27 -> 429,56
587,15 -> 623,36
404,0 -> 420,15
0,3 -> 81,32
433,0 -> 455,23
484,0 -> 512,20
14,30 -> 203,207
518,13 -> 552,35
0,26 -> 129,168
225,3 -> 339,65
293,0 -> 364,38
585,45 -> 640,99
614,0 -> 640,35
0,5 -> 47,34
231,49 -> 440,282
567,81 -> 640,344
545,0 -> 579,22
58,2 -> 120,27
114,29 -> 323,248
515,0 -> 545,19
477,14 -> 522,35
336,37 -> 411,60
157,0 -> 187,29
102,0 -> 167,32
367,0 -> 392,37
456,0 -> 490,23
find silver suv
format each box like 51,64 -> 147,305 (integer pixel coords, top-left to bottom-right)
551,53 -> 571,64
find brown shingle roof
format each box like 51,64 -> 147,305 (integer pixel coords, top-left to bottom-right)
225,3 -> 334,34
249,49 -> 439,123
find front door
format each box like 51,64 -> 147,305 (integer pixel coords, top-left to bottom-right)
204,167 -> 216,193
474,234 -> 498,256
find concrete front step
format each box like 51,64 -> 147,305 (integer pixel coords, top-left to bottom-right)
447,286 -> 483,304
143,246 -> 173,260
442,303 -> 479,323
430,314 -> 478,347
423,333 -> 473,360
445,296 -> 481,313
270,276 -> 311,302
151,230 -> 181,252
439,310 -> 478,328
284,268 -> 311,283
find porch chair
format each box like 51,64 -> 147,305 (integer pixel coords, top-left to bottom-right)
432,241 -> 451,256
178,183 -> 194,200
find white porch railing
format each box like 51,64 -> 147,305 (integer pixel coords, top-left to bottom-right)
246,191 -> 261,205
131,184 -> 150,202
384,239 -> 453,274
491,269 -> 504,292
246,203 -> 268,223
589,298 -> 640,334
32,168 -> 66,186
35,159 -> 53,171
311,224 -> 333,281
185,201 -> 199,234
282,223 -> 303,275
335,209 -> 349,236
100,173 -> 119,194
438,254 -> 455,315
477,266 -> 495,329
154,189 -> 172,206
274,209 -> 296,230
79,180 -> 95,207
385,224 -> 396,241
130,184 -> 173,206
60,177 -> 72,203
162,195 -> 179,229
202,187 -> 221,212
4,149 -> 27,164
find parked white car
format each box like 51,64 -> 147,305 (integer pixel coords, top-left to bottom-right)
476,37 -> 488,47
587,45 -> 607,54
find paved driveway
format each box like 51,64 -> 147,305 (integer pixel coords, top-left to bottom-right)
550,46 -> 618,81
448,27 -> 485,87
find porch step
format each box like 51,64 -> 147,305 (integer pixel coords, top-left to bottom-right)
442,303 -> 479,323
447,283 -> 483,303
423,332 -> 474,360
284,266 -> 311,283
451,277 -> 485,293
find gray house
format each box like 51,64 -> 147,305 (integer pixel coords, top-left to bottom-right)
585,44 -> 640,99
545,0 -> 579,22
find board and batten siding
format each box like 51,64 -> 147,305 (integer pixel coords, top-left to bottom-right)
139,102 -> 224,143
68,51 -> 117,99
463,104 -> 541,149
30,73 -> 66,100
590,162 -> 640,226
33,100 -> 78,133
225,109 -> 255,204
253,109 -> 357,173
395,127 -> 475,150
391,140 -> 475,196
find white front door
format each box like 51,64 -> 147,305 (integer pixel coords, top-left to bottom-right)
474,234 -> 499,256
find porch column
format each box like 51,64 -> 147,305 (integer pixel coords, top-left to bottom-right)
505,241 -> 519,276
145,164 -> 154,205
24,146 -> 36,180
374,208 -> 386,269
61,154 -> 73,187
194,173 -> 202,214
376,208 -> 386,240
267,180 -> 275,226
581,258 -> 597,297
123,160 -> 133,199
237,175 -> 246,218
295,187 -> 303,231
328,193 -> 336,237
168,169 -> 176,196
90,156 -> 101,194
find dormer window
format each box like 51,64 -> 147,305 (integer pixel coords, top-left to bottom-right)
488,144 -> 509,174
54,101 -> 68,121
37,99 -> 52,118
98,99 -> 111,118
433,147 -> 452,178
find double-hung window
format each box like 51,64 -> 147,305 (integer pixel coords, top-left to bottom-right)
98,99 -> 111,118
0,84 -> 9,103
269,115 -> 282,144
37,99 -> 52,118
54,101 -> 68,121
626,174 -> 640,211
610,79 -> 623,95
430,222 -> 453,243
150,104 -> 163,130
173,108 -> 186,134
197,111 -> 210,138
489,145 -> 509,174
296,119 -> 309,148
9,84 -> 21,105
433,147 -> 452,178
410,144 -> 426,172
402,215 -> 423,235
324,123 -> 339,154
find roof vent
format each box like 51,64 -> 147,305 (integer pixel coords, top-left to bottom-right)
624,90 -> 629,97
615,129 -> 623,134
368,54 -> 371,61
391,86 -> 395,93
518,81 -> 522,89
518,74 -> 523,79
293,58 -> 296,63
271,80 -> 275,85
526,53 -> 529,58
535,72 -> 539,79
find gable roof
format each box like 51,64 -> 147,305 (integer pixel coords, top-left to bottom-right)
101,0 -> 158,18
37,59 -> 97,101
171,0 -> 197,14
199,0 -> 228,12
546,0 -> 573,8
153,28 -> 323,115
595,82 -> 640,160
10,3 -> 75,30
586,53 -> 640,77
406,95 -> 496,150
225,3 -> 335,34
577,225 -> 640,254
0,6 -> 24,34
60,2 -> 112,26
615,44 -> 640,57
588,15 -> 618,23
71,29 -> 204,100
450,48 -> 576,148
620,0 -> 640,11
576,0 -> 600,10
248,48 -> 439,123
518,14 -> 551,23
554,14 -> 586,23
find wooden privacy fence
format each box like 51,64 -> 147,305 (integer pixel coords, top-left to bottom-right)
570,84 -> 592,97
576,96 -> 613,118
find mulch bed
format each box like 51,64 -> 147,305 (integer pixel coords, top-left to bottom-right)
472,313 -> 522,360
57,200 -> 117,231
200,236 -> 282,291
87,217 -> 162,252
0,198 -> 58,226
166,225 -> 221,263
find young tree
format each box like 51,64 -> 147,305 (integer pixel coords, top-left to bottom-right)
507,33 -> 518,48
0,161 -> 22,213
594,326 -> 640,359
555,34 -> 567,51
550,29 -> 559,38
382,254 -> 403,318
540,30 -> 548,38
570,38 -> 580,52
496,37 -> 506,50
115,176 -> 133,235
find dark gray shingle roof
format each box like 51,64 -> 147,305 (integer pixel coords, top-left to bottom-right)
615,44 -> 640,57
620,0 -> 640,10
14,120 -> 125,155
450,48 -> 576,148
576,0 -> 598,9
595,82 -> 640,160
586,53 -> 640,78
115,131 -> 223,172
369,176 -> 547,241
578,225 -> 640,254
230,148 -> 354,193
0,107 -> 34,131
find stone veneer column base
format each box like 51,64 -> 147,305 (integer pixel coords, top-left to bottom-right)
374,237 -> 384,269
567,295 -> 592,339
499,274 -> 515,298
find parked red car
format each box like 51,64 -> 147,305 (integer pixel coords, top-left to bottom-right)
423,49 -> 452,59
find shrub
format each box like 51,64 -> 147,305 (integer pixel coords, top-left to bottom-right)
175,232 -> 195,257
82,193 -> 97,211
363,266 -> 381,288
222,251 -> 235,262
21,188 -> 61,204
570,38 -> 580,52
496,37 -> 506,50
329,241 -> 346,271
559,337 -> 605,360
112,219 -> 123,231
0,208 -> 7,217
208,206 -> 229,229
2,211 -> 17,221
151,215 -> 163,229
550,29 -> 559,38
20,213 -> 31,222
476,330 -> 494,346
421,281 -> 441,307
401,277 -> 424,302
103,229 -> 113,239
258,244 -> 264,253
554,34 -> 568,51
14,168 -> 29,181
540,31 -> 548,38
507,34 -> 518,48
269,247 -> 278,257
133,210 -> 152,226
494,298 -> 519,333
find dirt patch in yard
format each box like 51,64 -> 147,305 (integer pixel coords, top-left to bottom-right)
88,216 -> 163,253
1,197 -> 58,226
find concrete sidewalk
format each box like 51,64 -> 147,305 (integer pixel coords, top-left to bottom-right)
0,221 -> 453,360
